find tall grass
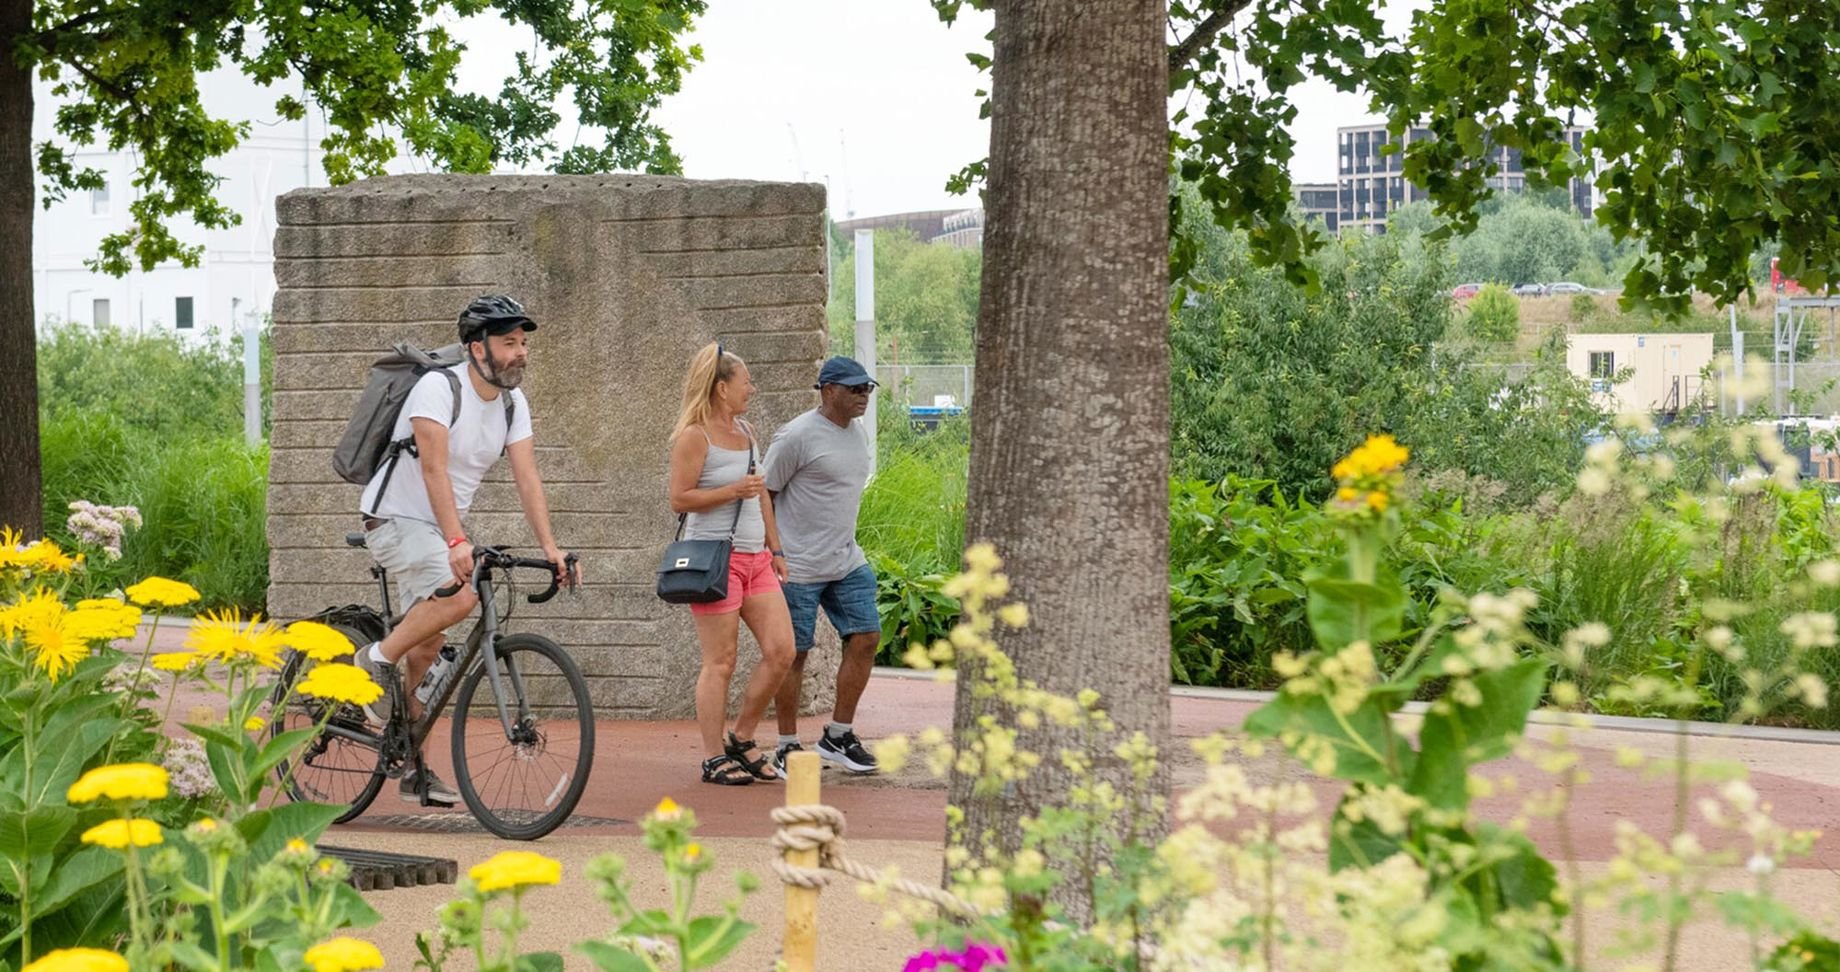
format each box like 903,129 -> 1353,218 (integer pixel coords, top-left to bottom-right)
35,325 -> 271,611
39,410 -> 268,611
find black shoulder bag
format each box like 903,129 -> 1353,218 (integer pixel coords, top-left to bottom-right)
656,427 -> 755,604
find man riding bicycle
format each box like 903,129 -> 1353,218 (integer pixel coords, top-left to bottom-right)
354,294 -> 577,806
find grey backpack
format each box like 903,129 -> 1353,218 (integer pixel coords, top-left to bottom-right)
332,342 -> 515,515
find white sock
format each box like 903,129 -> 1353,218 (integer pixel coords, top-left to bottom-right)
825,722 -> 852,739
367,643 -> 391,666
779,734 -> 801,748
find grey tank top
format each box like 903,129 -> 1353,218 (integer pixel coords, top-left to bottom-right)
682,429 -> 767,553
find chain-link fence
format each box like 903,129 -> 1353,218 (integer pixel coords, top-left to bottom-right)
877,364 -> 974,408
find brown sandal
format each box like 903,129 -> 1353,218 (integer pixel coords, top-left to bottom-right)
725,732 -> 780,782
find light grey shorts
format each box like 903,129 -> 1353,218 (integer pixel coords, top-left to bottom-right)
364,517 -> 455,611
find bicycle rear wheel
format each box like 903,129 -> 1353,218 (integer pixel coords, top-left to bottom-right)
450,633 -> 594,840
271,636 -> 386,823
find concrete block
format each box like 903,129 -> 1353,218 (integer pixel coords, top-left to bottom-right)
270,174 -> 827,718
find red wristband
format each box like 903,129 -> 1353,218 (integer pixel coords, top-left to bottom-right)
446,536 -> 467,549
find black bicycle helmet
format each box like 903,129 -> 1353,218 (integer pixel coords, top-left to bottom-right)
457,294 -> 537,342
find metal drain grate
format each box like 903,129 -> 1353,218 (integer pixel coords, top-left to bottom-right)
363,813 -> 629,833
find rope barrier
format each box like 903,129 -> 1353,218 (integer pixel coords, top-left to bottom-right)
769,804 -> 986,919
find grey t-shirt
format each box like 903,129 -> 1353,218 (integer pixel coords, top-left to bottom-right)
761,409 -> 872,583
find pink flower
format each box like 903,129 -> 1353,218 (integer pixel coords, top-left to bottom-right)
902,943 -> 1007,972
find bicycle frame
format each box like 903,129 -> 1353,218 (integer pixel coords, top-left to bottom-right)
315,549 -> 568,762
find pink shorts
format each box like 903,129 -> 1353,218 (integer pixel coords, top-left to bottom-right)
689,550 -> 782,615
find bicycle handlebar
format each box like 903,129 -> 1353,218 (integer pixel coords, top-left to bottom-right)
433,548 -> 579,602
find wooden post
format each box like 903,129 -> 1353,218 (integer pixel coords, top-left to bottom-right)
782,750 -> 821,972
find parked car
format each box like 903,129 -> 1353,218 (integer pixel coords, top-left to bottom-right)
1511,283 -> 1547,297
1451,283 -> 1483,299
1545,281 -> 1606,295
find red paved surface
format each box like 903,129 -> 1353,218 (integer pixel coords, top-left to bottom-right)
131,623 -> 1840,867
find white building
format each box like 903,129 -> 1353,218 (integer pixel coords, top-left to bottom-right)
31,70 -> 330,337
1566,332 -> 1716,415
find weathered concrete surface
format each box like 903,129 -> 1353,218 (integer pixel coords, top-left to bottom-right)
269,174 -> 841,719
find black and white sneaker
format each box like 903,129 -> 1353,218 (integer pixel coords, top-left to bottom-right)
772,741 -> 805,778
355,646 -> 395,726
399,768 -> 460,806
817,730 -> 879,775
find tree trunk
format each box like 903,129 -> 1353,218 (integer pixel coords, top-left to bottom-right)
949,0 -> 1170,881
0,0 -> 41,539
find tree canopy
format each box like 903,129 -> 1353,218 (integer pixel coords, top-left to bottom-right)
18,0 -> 705,274
937,0 -> 1840,311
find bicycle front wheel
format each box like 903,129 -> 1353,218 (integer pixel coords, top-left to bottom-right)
450,633 -> 595,839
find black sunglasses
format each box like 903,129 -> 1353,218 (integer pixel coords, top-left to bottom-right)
844,383 -> 875,395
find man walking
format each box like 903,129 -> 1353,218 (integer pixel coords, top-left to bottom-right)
354,294 -> 575,805
762,357 -> 883,775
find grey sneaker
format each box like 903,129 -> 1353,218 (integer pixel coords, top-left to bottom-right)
399,768 -> 460,806
817,730 -> 879,775
355,646 -> 395,726
772,741 -> 804,778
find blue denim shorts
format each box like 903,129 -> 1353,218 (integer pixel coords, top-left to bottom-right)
782,563 -> 880,653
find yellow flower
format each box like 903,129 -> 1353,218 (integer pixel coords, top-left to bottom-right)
244,716 -> 267,733
151,652 -> 197,672
283,621 -> 355,662
185,608 -> 285,669
0,588 -> 64,641
287,838 -> 313,855
68,763 -> 169,803
652,796 -> 683,821
192,817 -> 219,833
16,539 -> 79,574
81,818 -> 163,849
296,662 -> 384,706
65,603 -> 142,642
469,850 -> 562,892
1366,491 -> 1389,512
684,843 -> 703,862
125,577 -> 201,608
1332,434 -> 1411,481
21,948 -> 128,972
303,937 -> 385,972
24,615 -> 88,682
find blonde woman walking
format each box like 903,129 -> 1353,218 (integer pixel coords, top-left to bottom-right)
668,342 -> 795,784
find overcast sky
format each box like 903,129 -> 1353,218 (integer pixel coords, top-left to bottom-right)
449,3 -> 1410,220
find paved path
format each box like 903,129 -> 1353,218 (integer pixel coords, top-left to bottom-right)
126,622 -> 1840,969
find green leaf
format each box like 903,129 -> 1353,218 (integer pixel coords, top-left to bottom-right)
240,802 -> 347,862
251,727 -> 320,782
1326,809 -> 1403,872
576,941 -> 654,972
685,915 -> 756,969
1408,659 -> 1547,811
204,737 -> 243,806
0,805 -> 78,859
31,845 -> 125,918
1476,823 -> 1563,914
1306,577 -> 1406,650
1243,685 -> 1415,785
515,953 -> 566,972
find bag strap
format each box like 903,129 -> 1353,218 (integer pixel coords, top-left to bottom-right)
674,422 -> 756,541
367,367 -> 463,519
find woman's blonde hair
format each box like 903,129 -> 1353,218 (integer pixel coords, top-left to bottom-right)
672,342 -> 744,439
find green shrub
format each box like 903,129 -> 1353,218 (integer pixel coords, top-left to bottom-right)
36,326 -> 272,611
37,323 -> 271,440
1465,283 -> 1521,342
1569,292 -> 1596,322
39,409 -> 268,611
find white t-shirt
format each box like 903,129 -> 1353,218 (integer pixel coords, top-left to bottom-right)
358,364 -> 533,523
